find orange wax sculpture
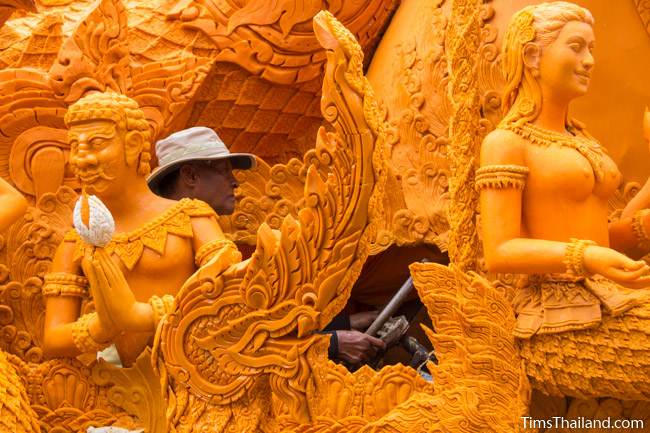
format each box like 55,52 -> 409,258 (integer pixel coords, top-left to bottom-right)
479,1 -> 650,400
42,92 -> 241,366
0,0 -> 649,430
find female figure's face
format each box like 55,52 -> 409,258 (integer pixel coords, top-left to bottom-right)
537,20 -> 595,102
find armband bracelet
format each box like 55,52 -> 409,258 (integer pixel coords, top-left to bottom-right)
71,313 -> 110,353
195,239 -> 236,267
564,238 -> 596,276
42,273 -> 89,298
475,164 -> 529,191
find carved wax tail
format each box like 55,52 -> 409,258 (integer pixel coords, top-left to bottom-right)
410,263 -> 531,433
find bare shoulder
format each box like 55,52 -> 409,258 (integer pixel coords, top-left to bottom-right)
150,194 -> 182,213
480,128 -> 526,166
190,214 -> 225,245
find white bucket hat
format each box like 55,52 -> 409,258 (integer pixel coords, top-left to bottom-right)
148,127 -> 256,193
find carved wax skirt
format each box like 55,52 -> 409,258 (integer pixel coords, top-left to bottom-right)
512,273 -> 650,339
514,274 -> 650,400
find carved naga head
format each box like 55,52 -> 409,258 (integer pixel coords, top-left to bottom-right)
500,1 -> 595,127
155,10 -> 388,428
65,92 -> 152,196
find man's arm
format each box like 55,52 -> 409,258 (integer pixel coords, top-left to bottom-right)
323,310 -> 385,365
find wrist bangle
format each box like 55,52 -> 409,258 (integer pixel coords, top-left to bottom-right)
71,313 -> 110,353
632,209 -> 650,251
564,238 -> 596,276
148,294 -> 175,327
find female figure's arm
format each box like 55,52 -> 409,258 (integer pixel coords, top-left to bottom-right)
610,110 -> 650,258
481,130 -> 650,284
609,210 -> 650,260
481,130 -> 568,274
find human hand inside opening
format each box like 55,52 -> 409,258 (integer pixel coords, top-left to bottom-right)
349,310 -> 379,331
335,330 -> 386,365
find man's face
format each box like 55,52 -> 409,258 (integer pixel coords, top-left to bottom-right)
68,120 -> 128,196
193,159 -> 239,215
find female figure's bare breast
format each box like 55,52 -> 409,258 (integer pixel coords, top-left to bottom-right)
521,135 -> 620,245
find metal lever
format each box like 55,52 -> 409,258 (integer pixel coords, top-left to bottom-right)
364,258 -> 429,337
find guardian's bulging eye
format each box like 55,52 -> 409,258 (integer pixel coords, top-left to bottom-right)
90,137 -> 105,147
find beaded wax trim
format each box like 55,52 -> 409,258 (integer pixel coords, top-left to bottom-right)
42,272 -> 89,298
71,313 -> 109,353
505,122 -> 607,182
195,238 -> 236,267
563,238 -> 596,276
475,164 -> 529,191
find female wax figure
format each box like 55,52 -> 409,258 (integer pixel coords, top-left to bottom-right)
479,1 -> 650,400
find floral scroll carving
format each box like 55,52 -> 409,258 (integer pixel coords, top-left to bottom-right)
10,356 -> 138,432
376,0 -> 451,253
167,0 -> 399,85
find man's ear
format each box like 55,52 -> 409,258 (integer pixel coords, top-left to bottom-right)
124,130 -> 144,167
179,164 -> 198,187
523,42 -> 541,74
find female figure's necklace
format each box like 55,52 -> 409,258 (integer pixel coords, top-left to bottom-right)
505,122 -> 606,182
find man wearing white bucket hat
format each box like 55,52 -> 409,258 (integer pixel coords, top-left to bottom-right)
150,126 -> 386,367
148,127 -> 256,215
